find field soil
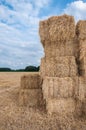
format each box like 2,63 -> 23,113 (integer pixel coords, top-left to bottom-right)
0,72 -> 86,130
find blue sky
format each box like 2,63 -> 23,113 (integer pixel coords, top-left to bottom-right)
0,0 -> 86,69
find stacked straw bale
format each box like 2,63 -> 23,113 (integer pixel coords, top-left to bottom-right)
48,15 -> 75,42
39,14 -> 79,114
19,14 -> 86,116
19,74 -> 43,107
39,15 -> 78,78
39,15 -> 77,58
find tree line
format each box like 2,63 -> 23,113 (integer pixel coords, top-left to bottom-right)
0,66 -> 40,72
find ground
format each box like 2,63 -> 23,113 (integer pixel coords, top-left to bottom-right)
0,72 -> 86,130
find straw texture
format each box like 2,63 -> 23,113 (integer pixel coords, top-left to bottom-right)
21,74 -> 42,89
42,77 -> 77,99
46,98 -> 75,115
19,89 -> 42,106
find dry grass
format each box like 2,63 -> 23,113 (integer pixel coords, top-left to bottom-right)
0,72 -> 36,88
0,72 -> 86,130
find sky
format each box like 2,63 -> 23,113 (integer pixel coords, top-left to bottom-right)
0,0 -> 86,69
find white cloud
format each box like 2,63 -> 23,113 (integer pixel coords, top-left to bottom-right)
63,0 -> 86,21
0,0 -> 50,69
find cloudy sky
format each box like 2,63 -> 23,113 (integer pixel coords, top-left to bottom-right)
0,0 -> 86,69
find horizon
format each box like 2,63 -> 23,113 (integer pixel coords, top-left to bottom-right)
0,0 -> 86,69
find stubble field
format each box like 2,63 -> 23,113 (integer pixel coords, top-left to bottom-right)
0,72 -> 86,130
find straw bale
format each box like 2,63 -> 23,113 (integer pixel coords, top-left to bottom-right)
44,41 -> 76,58
21,74 -> 42,89
19,89 -> 42,106
42,77 -> 75,99
48,14 -> 75,42
40,56 -> 77,77
44,40 -> 78,58
39,20 -> 49,46
46,98 -> 75,115
76,20 -> 86,40
39,15 -> 75,52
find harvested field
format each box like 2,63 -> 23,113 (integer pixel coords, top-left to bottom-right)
0,72 -> 86,130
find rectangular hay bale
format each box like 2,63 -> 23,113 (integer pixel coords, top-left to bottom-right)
49,15 -> 75,42
45,56 -> 77,77
21,74 -> 42,89
46,98 -> 75,115
42,77 -> 76,99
